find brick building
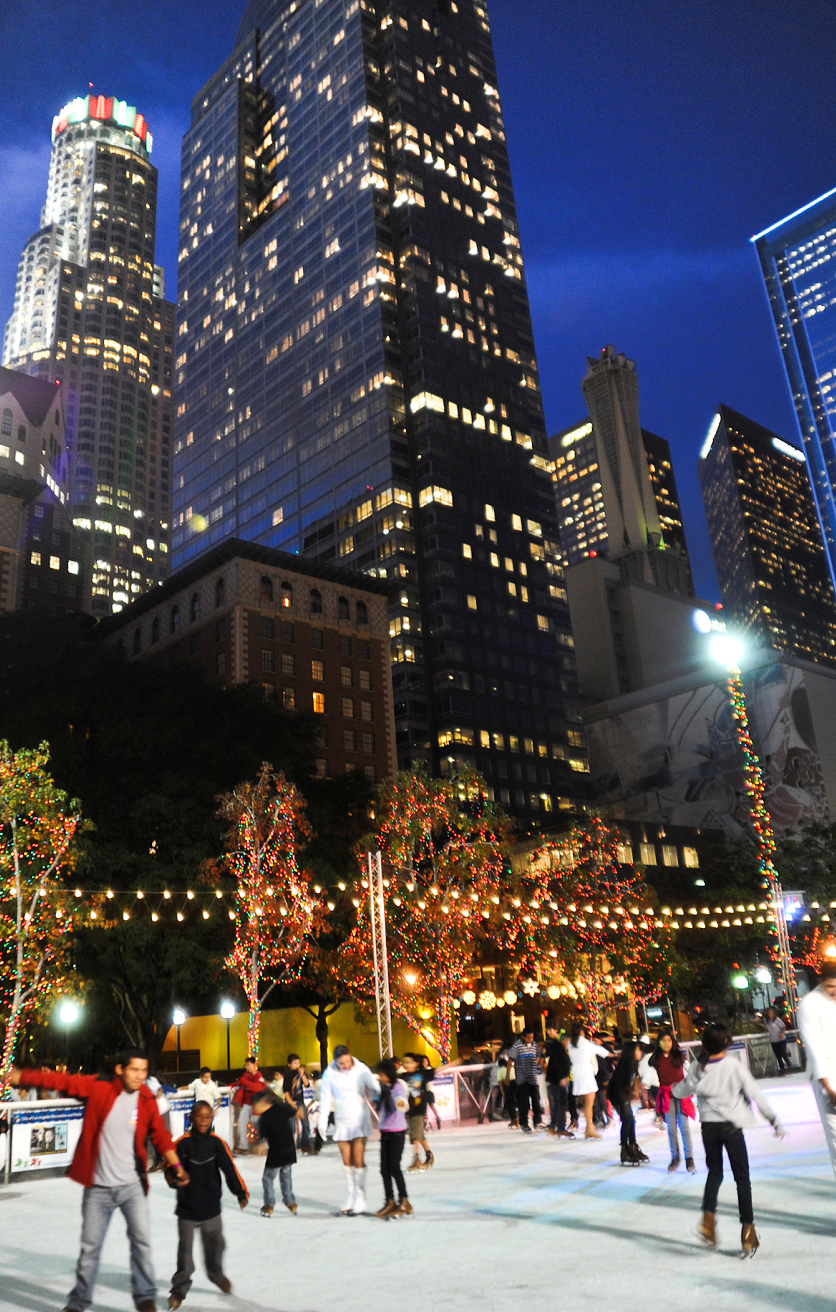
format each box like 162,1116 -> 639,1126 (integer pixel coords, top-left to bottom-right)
98,539 -> 396,784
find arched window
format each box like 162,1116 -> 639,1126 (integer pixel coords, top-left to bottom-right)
356,600 -> 368,626
1,408 -> 11,437
309,588 -> 322,614
171,605 -> 180,633
260,575 -> 274,603
338,595 -> 350,623
190,592 -> 200,622
280,581 -> 293,609
151,616 -> 160,644
215,577 -> 225,609
133,629 -> 141,655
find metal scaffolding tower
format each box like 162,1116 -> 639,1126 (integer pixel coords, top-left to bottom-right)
367,850 -> 393,1059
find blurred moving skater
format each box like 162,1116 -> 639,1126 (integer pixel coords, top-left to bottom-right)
799,960 -> 836,1179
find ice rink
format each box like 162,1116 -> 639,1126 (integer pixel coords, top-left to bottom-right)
1,1073 -> 834,1312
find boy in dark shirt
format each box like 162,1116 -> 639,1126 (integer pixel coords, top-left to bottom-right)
282,1052 -> 312,1153
252,1090 -> 304,1215
544,1022 -> 574,1138
166,1102 -> 248,1309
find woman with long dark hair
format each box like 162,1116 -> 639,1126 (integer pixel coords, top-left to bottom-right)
673,1023 -> 785,1257
373,1060 -> 412,1218
607,1040 -> 650,1166
650,1028 -> 696,1173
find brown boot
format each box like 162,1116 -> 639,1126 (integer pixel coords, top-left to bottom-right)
394,1197 -> 413,1215
698,1212 -> 717,1248
376,1199 -> 397,1218
741,1223 -> 759,1257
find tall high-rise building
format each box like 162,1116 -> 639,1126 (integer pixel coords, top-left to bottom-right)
752,188 -> 836,590
172,0 -> 587,820
699,403 -> 836,666
550,414 -> 691,586
2,94 -> 174,613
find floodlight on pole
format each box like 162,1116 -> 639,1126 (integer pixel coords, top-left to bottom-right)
220,1001 -> 235,1070
173,1007 -> 187,1073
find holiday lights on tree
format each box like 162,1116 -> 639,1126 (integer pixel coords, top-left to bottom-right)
219,764 -> 323,1058
0,741 -> 82,1086
337,767 -> 510,1060
510,817 -> 672,1021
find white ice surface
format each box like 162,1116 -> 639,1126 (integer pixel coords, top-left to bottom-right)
1,1073 -> 834,1312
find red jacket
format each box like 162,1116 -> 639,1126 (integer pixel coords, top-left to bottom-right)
232,1069 -> 266,1106
19,1068 -> 175,1193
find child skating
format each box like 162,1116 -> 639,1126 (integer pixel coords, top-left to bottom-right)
373,1059 -> 413,1217
607,1039 -> 650,1166
166,1101 -> 248,1309
251,1090 -> 304,1216
673,1022 -> 786,1257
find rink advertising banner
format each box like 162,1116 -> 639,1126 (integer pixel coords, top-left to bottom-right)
9,1101 -> 85,1174
167,1092 -> 232,1145
431,1073 -> 457,1122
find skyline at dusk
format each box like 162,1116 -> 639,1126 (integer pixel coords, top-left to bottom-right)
3,0 -> 836,598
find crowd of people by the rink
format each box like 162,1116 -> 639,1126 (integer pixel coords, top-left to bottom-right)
3,960 -> 836,1309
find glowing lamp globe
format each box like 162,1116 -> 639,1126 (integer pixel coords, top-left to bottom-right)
172,1007 -> 187,1027
709,633 -> 744,667
731,974 -> 749,990
220,1001 -> 236,1020
59,1001 -> 79,1025
753,967 -> 772,985
691,608 -> 712,634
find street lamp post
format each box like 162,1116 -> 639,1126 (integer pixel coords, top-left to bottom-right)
220,1001 -> 235,1071
172,1007 -> 187,1073
701,620 -> 799,1024
58,1000 -> 80,1063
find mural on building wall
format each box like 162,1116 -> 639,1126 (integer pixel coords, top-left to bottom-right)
586,659 -> 829,838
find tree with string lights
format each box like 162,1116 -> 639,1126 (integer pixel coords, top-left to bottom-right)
336,767 -> 511,1060
219,764 -> 323,1058
0,741 -> 83,1085
510,817 -> 672,1021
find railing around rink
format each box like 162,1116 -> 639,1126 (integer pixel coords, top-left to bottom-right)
679,1029 -> 806,1077
1,1088 -> 234,1183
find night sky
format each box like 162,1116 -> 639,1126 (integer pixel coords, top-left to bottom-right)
2,0 -> 836,599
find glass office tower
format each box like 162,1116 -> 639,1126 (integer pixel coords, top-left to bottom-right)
174,0 -> 586,819
752,188 -> 836,591
3,94 -> 173,613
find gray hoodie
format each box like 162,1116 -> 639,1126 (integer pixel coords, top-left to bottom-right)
672,1054 -> 785,1133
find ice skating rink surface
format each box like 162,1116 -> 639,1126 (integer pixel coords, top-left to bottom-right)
1,1074 -> 833,1312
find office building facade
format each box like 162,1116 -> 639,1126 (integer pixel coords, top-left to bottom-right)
173,0 -> 586,820
699,403 -> 836,666
550,415 -> 691,586
3,94 -> 174,612
753,188 -> 836,590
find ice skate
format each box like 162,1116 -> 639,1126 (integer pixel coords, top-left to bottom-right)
352,1166 -> 367,1214
686,1157 -> 696,1173
422,1149 -> 435,1168
260,1205 -> 274,1217
634,1145 -> 650,1164
376,1200 -> 397,1218
340,1165 -> 356,1214
620,1142 -> 637,1166
216,1277 -> 232,1294
668,1155 -> 681,1173
407,1153 -> 423,1170
698,1212 -> 717,1248
393,1197 -> 413,1216
285,1202 -> 298,1214
168,1298 -> 183,1311
741,1223 -> 759,1258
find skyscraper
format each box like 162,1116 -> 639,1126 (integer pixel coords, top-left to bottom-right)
173,0 -> 586,819
550,414 -> 691,586
2,94 -> 174,613
752,188 -> 836,590
699,403 -> 836,666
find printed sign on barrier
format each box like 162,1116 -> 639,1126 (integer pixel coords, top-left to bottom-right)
430,1073 -> 457,1121
10,1102 -> 85,1174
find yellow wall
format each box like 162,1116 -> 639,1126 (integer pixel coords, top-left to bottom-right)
161,1004 -> 443,1072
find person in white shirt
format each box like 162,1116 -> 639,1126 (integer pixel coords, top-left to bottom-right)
318,1045 -> 380,1215
179,1067 -> 221,1110
798,961 -> 836,1179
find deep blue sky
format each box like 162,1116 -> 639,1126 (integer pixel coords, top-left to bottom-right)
2,0 -> 836,598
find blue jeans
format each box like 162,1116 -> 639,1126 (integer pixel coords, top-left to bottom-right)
263,1165 -> 295,1208
667,1098 -> 693,1159
67,1181 -> 155,1311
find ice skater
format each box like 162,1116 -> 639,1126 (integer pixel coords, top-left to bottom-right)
568,1022 -> 611,1139
251,1090 -> 303,1216
649,1028 -> 696,1172
420,1054 -> 442,1130
7,1050 -> 187,1312
318,1044 -> 380,1215
402,1053 -> 434,1170
166,1101 -> 248,1309
762,1008 -> 792,1075
607,1039 -> 650,1166
798,959 -> 836,1179
673,1022 -> 785,1256
373,1059 -> 413,1217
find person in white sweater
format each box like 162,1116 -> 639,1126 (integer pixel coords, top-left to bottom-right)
673,1022 -> 785,1257
798,961 -> 836,1180
318,1045 -> 380,1215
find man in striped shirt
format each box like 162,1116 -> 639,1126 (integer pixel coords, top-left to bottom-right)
509,1029 -> 544,1133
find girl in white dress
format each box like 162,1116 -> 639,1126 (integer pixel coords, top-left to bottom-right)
318,1044 -> 380,1214
569,1022 -> 611,1139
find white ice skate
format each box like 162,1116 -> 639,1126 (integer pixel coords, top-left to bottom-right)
352,1166 -> 367,1214
340,1165 -> 355,1215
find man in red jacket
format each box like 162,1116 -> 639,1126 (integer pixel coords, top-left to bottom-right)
8,1049 -> 187,1312
231,1055 -> 265,1153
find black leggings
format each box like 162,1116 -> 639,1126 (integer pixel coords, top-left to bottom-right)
380,1130 -> 407,1202
701,1121 -> 753,1224
616,1097 -> 636,1147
